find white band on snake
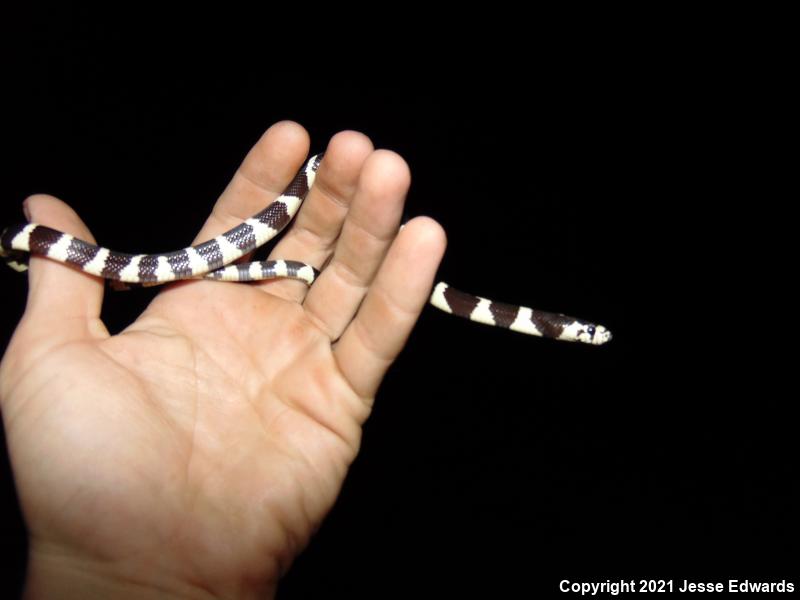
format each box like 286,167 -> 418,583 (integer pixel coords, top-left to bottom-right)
1,154 -> 612,345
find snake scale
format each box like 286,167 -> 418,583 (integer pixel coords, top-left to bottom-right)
1,154 -> 611,345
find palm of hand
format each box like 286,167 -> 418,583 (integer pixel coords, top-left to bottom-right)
4,281 -> 364,585
0,123 -> 446,596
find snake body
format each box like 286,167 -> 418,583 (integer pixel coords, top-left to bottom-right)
1,154 -> 611,345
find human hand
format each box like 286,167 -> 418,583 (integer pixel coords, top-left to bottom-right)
0,121 -> 446,599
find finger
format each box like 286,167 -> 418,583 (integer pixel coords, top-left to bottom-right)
191,121 -> 310,245
333,217 -> 446,401
302,151 -> 410,340
17,195 -> 107,341
260,130 -> 373,301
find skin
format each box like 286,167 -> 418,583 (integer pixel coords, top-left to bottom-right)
0,122 -> 447,599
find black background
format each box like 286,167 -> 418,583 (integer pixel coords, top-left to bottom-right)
0,10 -> 794,598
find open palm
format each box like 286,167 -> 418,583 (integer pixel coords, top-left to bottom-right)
0,122 -> 446,599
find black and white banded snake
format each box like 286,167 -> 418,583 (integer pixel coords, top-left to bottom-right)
1,154 -> 611,345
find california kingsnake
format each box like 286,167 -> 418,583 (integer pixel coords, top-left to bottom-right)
0,154 -> 611,345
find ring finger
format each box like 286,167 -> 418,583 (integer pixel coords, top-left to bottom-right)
302,150 -> 410,340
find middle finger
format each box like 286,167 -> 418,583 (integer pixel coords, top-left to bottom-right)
260,130 -> 374,301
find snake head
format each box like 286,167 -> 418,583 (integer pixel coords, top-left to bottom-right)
585,324 -> 612,345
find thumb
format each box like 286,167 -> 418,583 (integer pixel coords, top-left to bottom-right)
15,194 -> 106,342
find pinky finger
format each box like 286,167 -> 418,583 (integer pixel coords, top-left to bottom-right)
333,217 -> 446,402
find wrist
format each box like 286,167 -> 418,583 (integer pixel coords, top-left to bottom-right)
24,542 -> 277,600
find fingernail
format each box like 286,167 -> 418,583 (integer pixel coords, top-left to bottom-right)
22,200 -> 31,221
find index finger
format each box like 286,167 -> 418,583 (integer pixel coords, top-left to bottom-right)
192,121 -> 310,245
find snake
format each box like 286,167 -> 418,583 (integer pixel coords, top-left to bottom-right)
1,154 -> 612,345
